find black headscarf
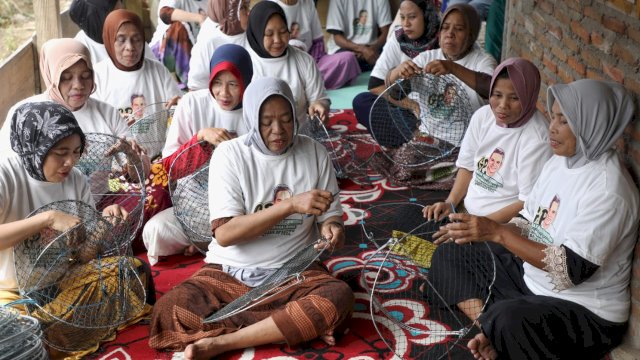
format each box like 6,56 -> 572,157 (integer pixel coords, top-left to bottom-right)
10,101 -> 86,181
395,0 -> 440,58
69,0 -> 118,44
246,1 -> 288,59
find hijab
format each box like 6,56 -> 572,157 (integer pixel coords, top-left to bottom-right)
69,0 -> 118,44
208,0 -> 244,36
395,0 -> 440,58
490,57 -> 540,128
39,38 -> 94,110
440,4 -> 480,60
246,1 -> 288,59
547,79 -> 635,169
242,77 -> 297,156
10,101 -> 86,182
102,9 -> 145,71
209,43 -> 253,110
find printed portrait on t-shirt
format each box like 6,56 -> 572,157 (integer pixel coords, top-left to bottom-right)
273,184 -> 293,204
473,147 -> 505,192
131,94 -> 146,120
428,82 -> 457,119
290,22 -> 301,39
353,9 -> 368,35
252,184 -> 303,236
529,194 -> 560,244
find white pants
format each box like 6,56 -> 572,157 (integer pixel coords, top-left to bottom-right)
142,207 -> 190,265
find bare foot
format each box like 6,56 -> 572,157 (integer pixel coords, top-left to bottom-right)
320,330 -> 335,346
184,337 -> 225,360
184,245 -> 198,256
467,333 -> 497,360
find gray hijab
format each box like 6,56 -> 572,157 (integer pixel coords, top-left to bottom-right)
242,77 -> 297,156
547,79 -> 635,169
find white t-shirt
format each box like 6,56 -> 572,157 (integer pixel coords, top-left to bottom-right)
325,0 -> 392,54
0,155 -> 94,291
74,30 -> 157,68
370,32 -> 412,81
270,0 -> 323,52
92,58 -> 182,120
149,0 -> 207,47
521,152 -> 639,323
162,89 -> 248,157
0,95 -> 128,157
456,106 -> 551,216
249,46 -> 328,123
412,45 -> 497,113
206,135 -> 342,269
187,18 -> 247,91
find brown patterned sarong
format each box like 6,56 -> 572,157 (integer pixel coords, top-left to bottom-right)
149,263 -> 354,351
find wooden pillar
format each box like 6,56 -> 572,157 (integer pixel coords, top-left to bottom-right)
33,0 -> 61,92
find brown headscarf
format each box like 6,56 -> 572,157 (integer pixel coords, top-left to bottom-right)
441,4 -> 480,60
39,38 -> 95,110
102,9 -> 145,71
208,0 -> 245,36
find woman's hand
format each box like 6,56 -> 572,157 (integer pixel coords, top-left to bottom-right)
197,127 -> 236,146
444,213 -> 502,244
165,96 -> 181,109
423,201 -> 454,221
308,100 -> 330,123
424,60 -> 454,76
316,220 -> 345,252
393,60 -> 422,80
102,204 -> 129,225
287,190 -> 335,217
46,210 -> 81,233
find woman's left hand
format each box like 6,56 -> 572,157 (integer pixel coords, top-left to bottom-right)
445,213 -> 502,244
102,204 -> 129,225
165,96 -> 181,109
316,221 -> 345,252
425,59 -> 454,76
308,100 -> 330,123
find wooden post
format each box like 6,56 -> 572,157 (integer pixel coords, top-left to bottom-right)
33,0 -> 61,92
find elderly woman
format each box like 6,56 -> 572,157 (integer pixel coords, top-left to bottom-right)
428,79 -> 639,359
93,9 -> 182,123
149,78 -> 354,359
245,1 -> 330,123
188,0 -> 249,91
143,44 -> 253,265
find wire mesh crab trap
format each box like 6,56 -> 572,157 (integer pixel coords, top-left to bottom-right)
13,200 -> 147,352
127,102 -> 174,160
203,237 -> 331,323
358,201 -> 430,249
168,140 -> 215,253
299,115 -> 380,185
360,208 -> 496,359
0,307 -> 47,360
369,73 -> 472,168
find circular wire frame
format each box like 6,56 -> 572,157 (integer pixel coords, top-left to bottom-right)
369,73 -> 472,168
358,201 -> 428,249
13,200 -> 147,352
168,141 -> 215,253
128,102 -> 174,160
0,311 -> 47,360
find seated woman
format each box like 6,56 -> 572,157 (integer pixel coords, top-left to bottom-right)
149,0 -> 208,89
93,9 -> 182,124
188,0 -> 249,91
0,101 -> 153,356
423,58 -> 552,229
143,43 -> 253,265
245,1 -> 330,123
269,0 -> 361,90
428,79 -> 638,359
0,38 -> 128,156
69,0 -> 155,67
352,0 -> 440,126
149,78 -> 354,359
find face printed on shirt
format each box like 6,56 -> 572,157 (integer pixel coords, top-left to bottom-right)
353,9 -> 369,35
474,147 -> 505,192
530,195 -> 561,244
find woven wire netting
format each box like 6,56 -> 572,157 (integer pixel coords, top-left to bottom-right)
359,205 -> 496,359
203,237 -> 330,323
168,141 -> 215,253
0,307 -> 47,360
127,102 -> 174,160
13,200 -> 147,352
369,73 -> 472,168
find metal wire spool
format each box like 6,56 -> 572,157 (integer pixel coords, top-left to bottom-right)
128,102 -> 174,160
13,200 -> 147,352
360,215 -> 496,359
75,132 -> 146,248
203,237 -> 331,323
168,141 -> 215,253
0,307 -> 47,360
369,73 -> 472,168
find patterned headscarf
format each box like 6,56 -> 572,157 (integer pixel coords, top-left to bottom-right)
246,1 -> 288,59
547,79 -> 635,169
208,0 -> 245,36
10,102 -> 86,181
490,57 -> 540,128
209,44 -> 253,110
39,38 -> 94,110
242,77 -> 297,155
440,4 -> 480,60
395,0 -> 440,58
102,9 -> 145,71
69,0 -> 118,44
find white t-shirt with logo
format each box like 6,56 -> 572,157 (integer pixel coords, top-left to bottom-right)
149,0 -> 206,47
206,135 -> 342,269
521,152 -> 639,322
270,0 -> 323,52
325,0 -> 392,54
371,33 -> 412,81
457,106 -> 551,216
